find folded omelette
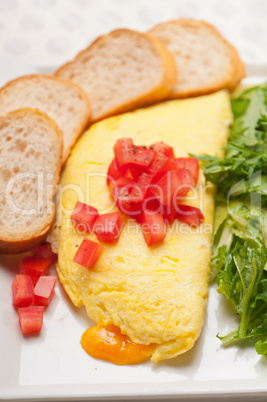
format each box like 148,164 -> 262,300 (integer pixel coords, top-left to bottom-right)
56,91 -> 232,363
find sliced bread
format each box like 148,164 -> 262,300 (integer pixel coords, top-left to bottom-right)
0,109 -> 62,254
0,75 -> 91,163
55,29 -> 177,122
149,19 -> 245,98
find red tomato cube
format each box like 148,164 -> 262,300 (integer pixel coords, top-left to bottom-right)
18,306 -> 44,335
107,158 -> 127,185
146,152 -> 172,183
71,202 -> 99,234
176,167 -> 195,198
32,242 -> 57,263
93,212 -> 124,243
114,138 -> 134,167
73,239 -> 102,269
176,205 -> 204,227
141,212 -> 167,246
128,164 -> 146,181
110,177 -> 134,201
114,184 -> 143,220
150,142 -> 175,158
142,196 -> 160,212
151,170 -> 182,206
172,158 -> 199,186
12,275 -> 34,308
20,256 -> 51,286
130,172 -> 152,202
162,204 -> 177,225
34,276 -> 57,307
114,138 -> 155,167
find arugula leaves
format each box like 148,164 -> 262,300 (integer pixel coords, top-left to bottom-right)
197,83 -> 267,355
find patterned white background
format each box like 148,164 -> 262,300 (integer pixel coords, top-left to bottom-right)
0,0 -> 267,87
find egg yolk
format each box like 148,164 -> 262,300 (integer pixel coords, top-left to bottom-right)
81,324 -> 155,365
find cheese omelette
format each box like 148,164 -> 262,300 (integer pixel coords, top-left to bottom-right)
57,91 -> 232,363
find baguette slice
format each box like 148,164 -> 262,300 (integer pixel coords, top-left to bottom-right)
0,75 -> 91,163
0,109 -> 62,254
55,29 -> 177,122
149,19 -> 245,98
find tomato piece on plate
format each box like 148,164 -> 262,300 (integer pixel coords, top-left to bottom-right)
143,196 -> 161,214
114,138 -> 155,167
20,256 -> 51,286
129,145 -> 155,166
146,152 -> 172,183
18,306 -> 44,335
150,142 -> 175,158
114,138 -> 134,167
114,184 -> 143,220
34,276 -> 57,307
176,205 -> 204,227
150,170 -> 182,206
93,212 -> 124,243
172,158 -> 199,186
141,211 -> 167,246
71,202 -> 99,233
107,158 -> 126,185
110,177 -> 134,200
73,238 -> 102,269
162,204 -> 177,225
129,172 -> 152,202
127,164 -> 145,181
12,274 -> 34,308
32,242 -> 57,263
175,167 -> 195,199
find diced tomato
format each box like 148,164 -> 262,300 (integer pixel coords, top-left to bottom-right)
143,197 -> 176,225
20,256 -> 51,286
114,184 -> 143,220
129,173 -> 152,202
110,177 -> 134,200
176,205 -> 204,227
147,152 -> 172,183
150,142 -> 175,158
114,138 -> 134,167
93,212 -> 124,243
71,202 -> 99,234
73,238 -> 102,269
12,275 -> 34,308
128,145 -> 155,167
114,138 -> 155,167
107,158 -> 126,185
106,139 -> 205,243
162,204 -> 177,225
128,164 -> 146,181
32,242 -> 57,263
34,276 -> 57,307
172,158 -> 199,186
141,212 -> 167,246
150,170 -> 182,206
18,306 -> 44,335
175,167 -> 195,199
143,196 -> 161,214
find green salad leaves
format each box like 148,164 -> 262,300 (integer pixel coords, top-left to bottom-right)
196,83 -> 267,354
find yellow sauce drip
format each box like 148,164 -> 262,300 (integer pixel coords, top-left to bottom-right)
81,324 -> 155,365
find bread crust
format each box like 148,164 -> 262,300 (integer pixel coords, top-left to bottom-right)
0,108 -> 62,254
55,28 -> 177,122
149,19 -> 245,98
228,44 -> 246,90
0,214 -> 54,254
0,74 -> 91,163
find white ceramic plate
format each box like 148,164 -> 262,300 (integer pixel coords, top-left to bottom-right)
1,70 -> 267,402
0,0 -> 267,397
